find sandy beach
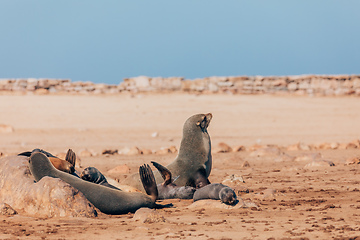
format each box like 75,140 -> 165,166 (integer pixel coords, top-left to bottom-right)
1,93 -> 360,239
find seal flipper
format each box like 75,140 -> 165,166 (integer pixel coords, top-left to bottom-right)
151,161 -> 172,185
18,151 -> 32,157
194,168 -> 211,189
139,164 -> 158,202
65,149 -> 76,167
29,152 -> 156,215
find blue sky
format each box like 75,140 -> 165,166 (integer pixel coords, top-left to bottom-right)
1,1 -> 359,84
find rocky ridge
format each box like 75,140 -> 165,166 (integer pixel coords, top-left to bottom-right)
1,74 -> 360,96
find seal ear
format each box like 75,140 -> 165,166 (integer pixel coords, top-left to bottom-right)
151,161 -> 172,186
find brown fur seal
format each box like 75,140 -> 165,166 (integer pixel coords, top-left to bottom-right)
28,152 -> 159,215
19,149 -> 75,174
124,113 -> 213,192
80,167 -> 121,190
151,161 -> 196,199
193,183 -> 237,205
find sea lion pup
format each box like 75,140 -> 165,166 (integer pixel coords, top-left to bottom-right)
151,161 -> 196,199
19,148 -> 75,174
193,183 -> 238,205
80,167 -> 120,190
124,113 -> 213,192
29,152 -> 159,215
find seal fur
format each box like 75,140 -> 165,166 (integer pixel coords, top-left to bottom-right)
124,113 -> 213,193
29,152 -> 158,215
193,183 -> 237,205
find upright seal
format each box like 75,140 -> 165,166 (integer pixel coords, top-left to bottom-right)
124,113 -> 213,193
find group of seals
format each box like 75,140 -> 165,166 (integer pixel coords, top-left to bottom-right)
28,151 -> 159,215
22,113 -> 238,215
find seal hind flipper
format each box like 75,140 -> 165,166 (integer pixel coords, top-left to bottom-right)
139,164 -> 158,201
65,149 -> 76,167
151,161 -> 172,185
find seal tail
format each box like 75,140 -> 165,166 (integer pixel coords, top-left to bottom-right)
139,164 -> 158,202
151,161 -> 172,185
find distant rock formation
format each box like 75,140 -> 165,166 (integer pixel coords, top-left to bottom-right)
1,74 -> 360,96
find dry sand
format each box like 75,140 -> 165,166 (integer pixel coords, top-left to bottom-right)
1,93 -> 360,239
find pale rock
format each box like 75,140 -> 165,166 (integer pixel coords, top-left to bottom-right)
295,153 -> 322,162
155,148 -> 172,155
345,157 -> 360,165
350,139 -> 360,148
0,203 -> 17,216
118,147 -> 130,155
241,160 -> 251,168
249,146 -> 281,157
213,142 -> 232,153
78,148 -> 93,157
222,174 -> 245,185
127,146 -> 143,155
107,164 -> 131,175
133,208 -> 166,223
0,155 -> 97,217
34,88 -> 49,95
274,153 -> 295,162
168,145 -> 177,153
233,145 -> 246,152
151,132 -> 159,138
254,188 -> 277,201
304,159 -> 335,169
0,124 -> 14,133
141,149 -> 153,155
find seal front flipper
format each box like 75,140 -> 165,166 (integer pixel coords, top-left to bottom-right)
139,164 -> 158,202
193,168 -> 211,189
151,161 -> 172,185
18,151 -> 32,157
65,149 -> 76,167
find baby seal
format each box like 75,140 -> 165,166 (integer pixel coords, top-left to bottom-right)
80,167 -> 120,190
193,183 -> 238,205
151,161 -> 196,199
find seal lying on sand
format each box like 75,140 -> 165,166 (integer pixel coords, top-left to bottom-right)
193,183 -> 238,205
19,148 -> 76,174
29,152 -> 159,215
152,161 -> 237,204
124,113 -> 213,192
